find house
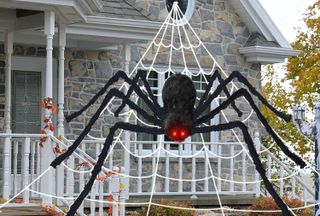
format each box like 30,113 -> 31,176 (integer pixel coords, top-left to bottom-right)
0,0 -> 314,215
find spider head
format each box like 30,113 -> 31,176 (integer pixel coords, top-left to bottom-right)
167,121 -> 190,142
162,73 -> 196,142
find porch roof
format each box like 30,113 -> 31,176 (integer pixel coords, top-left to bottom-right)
0,0 -> 299,63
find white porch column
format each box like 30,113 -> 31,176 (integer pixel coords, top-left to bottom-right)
41,10 -> 55,205
3,31 -> 13,200
4,32 -> 13,133
123,43 -> 131,200
57,24 -> 66,136
56,24 -> 66,206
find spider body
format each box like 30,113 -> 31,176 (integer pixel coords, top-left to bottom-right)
162,73 -> 196,141
52,69 -> 306,216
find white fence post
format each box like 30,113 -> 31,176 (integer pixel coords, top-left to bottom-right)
254,132 -> 261,197
22,138 -> 31,203
3,136 -> 11,199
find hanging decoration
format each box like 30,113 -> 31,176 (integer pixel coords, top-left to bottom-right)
39,97 -> 57,147
47,2 -> 306,216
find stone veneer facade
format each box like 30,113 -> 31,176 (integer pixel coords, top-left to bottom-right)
0,0 -> 262,194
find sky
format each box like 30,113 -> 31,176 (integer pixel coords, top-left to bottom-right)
258,0 -> 316,81
259,0 -> 316,43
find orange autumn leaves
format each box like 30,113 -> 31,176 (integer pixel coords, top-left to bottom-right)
286,0 -> 320,107
39,97 -> 57,146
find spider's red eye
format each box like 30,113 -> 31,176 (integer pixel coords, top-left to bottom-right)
172,131 -> 177,137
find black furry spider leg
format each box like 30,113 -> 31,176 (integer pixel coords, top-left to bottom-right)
51,88 -> 161,168
66,70 -> 161,122
66,122 -> 164,216
195,70 -> 291,122
196,70 -> 242,117
196,88 -> 306,168
114,69 -> 163,117
194,122 -> 293,216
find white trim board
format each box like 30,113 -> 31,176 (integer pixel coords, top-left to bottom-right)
239,46 -> 301,64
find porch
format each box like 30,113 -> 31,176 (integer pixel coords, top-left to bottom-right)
0,132 -> 314,215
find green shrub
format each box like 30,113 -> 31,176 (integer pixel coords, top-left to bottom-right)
247,196 -> 312,216
0,198 -> 7,204
137,200 -> 195,216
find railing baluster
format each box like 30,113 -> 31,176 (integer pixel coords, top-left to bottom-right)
36,143 -> 41,195
79,143 -> 85,213
138,143 -> 142,193
112,172 -> 120,216
204,144 -> 209,193
254,132 -> 261,196
191,144 -> 196,193
67,154 -> 75,205
267,155 -> 272,196
90,144 -> 96,216
90,180 -> 96,216
22,138 -> 30,203
97,144 -> 103,216
152,141 -> 156,179
178,143 -> 183,193
280,166 -> 284,197
13,141 -> 19,195
108,144 -> 114,194
119,168 -> 126,216
30,140 -> 35,197
230,145 -> 234,192
3,136 -> 12,199
242,148 -> 246,192
217,145 -> 222,192
292,177 -> 296,197
56,140 -> 64,205
165,143 -> 170,193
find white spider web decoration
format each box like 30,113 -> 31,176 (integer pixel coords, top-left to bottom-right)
0,2 -> 318,216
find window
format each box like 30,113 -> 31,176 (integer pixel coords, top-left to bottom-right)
12,71 -> 41,133
136,68 -> 219,156
165,0 -> 196,24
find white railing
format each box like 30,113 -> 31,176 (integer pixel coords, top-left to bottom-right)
0,134 -> 44,202
261,144 -> 314,204
0,132 -> 315,214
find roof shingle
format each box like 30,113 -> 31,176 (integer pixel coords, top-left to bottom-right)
98,0 -> 155,21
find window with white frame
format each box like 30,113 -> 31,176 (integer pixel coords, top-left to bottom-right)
136,68 -> 219,155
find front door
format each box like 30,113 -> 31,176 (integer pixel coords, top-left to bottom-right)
12,71 -> 41,133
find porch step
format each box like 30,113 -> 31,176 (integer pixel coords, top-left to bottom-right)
0,205 -> 53,216
127,194 -> 256,207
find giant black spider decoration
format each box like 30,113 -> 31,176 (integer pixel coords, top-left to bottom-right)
51,69 -> 306,216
